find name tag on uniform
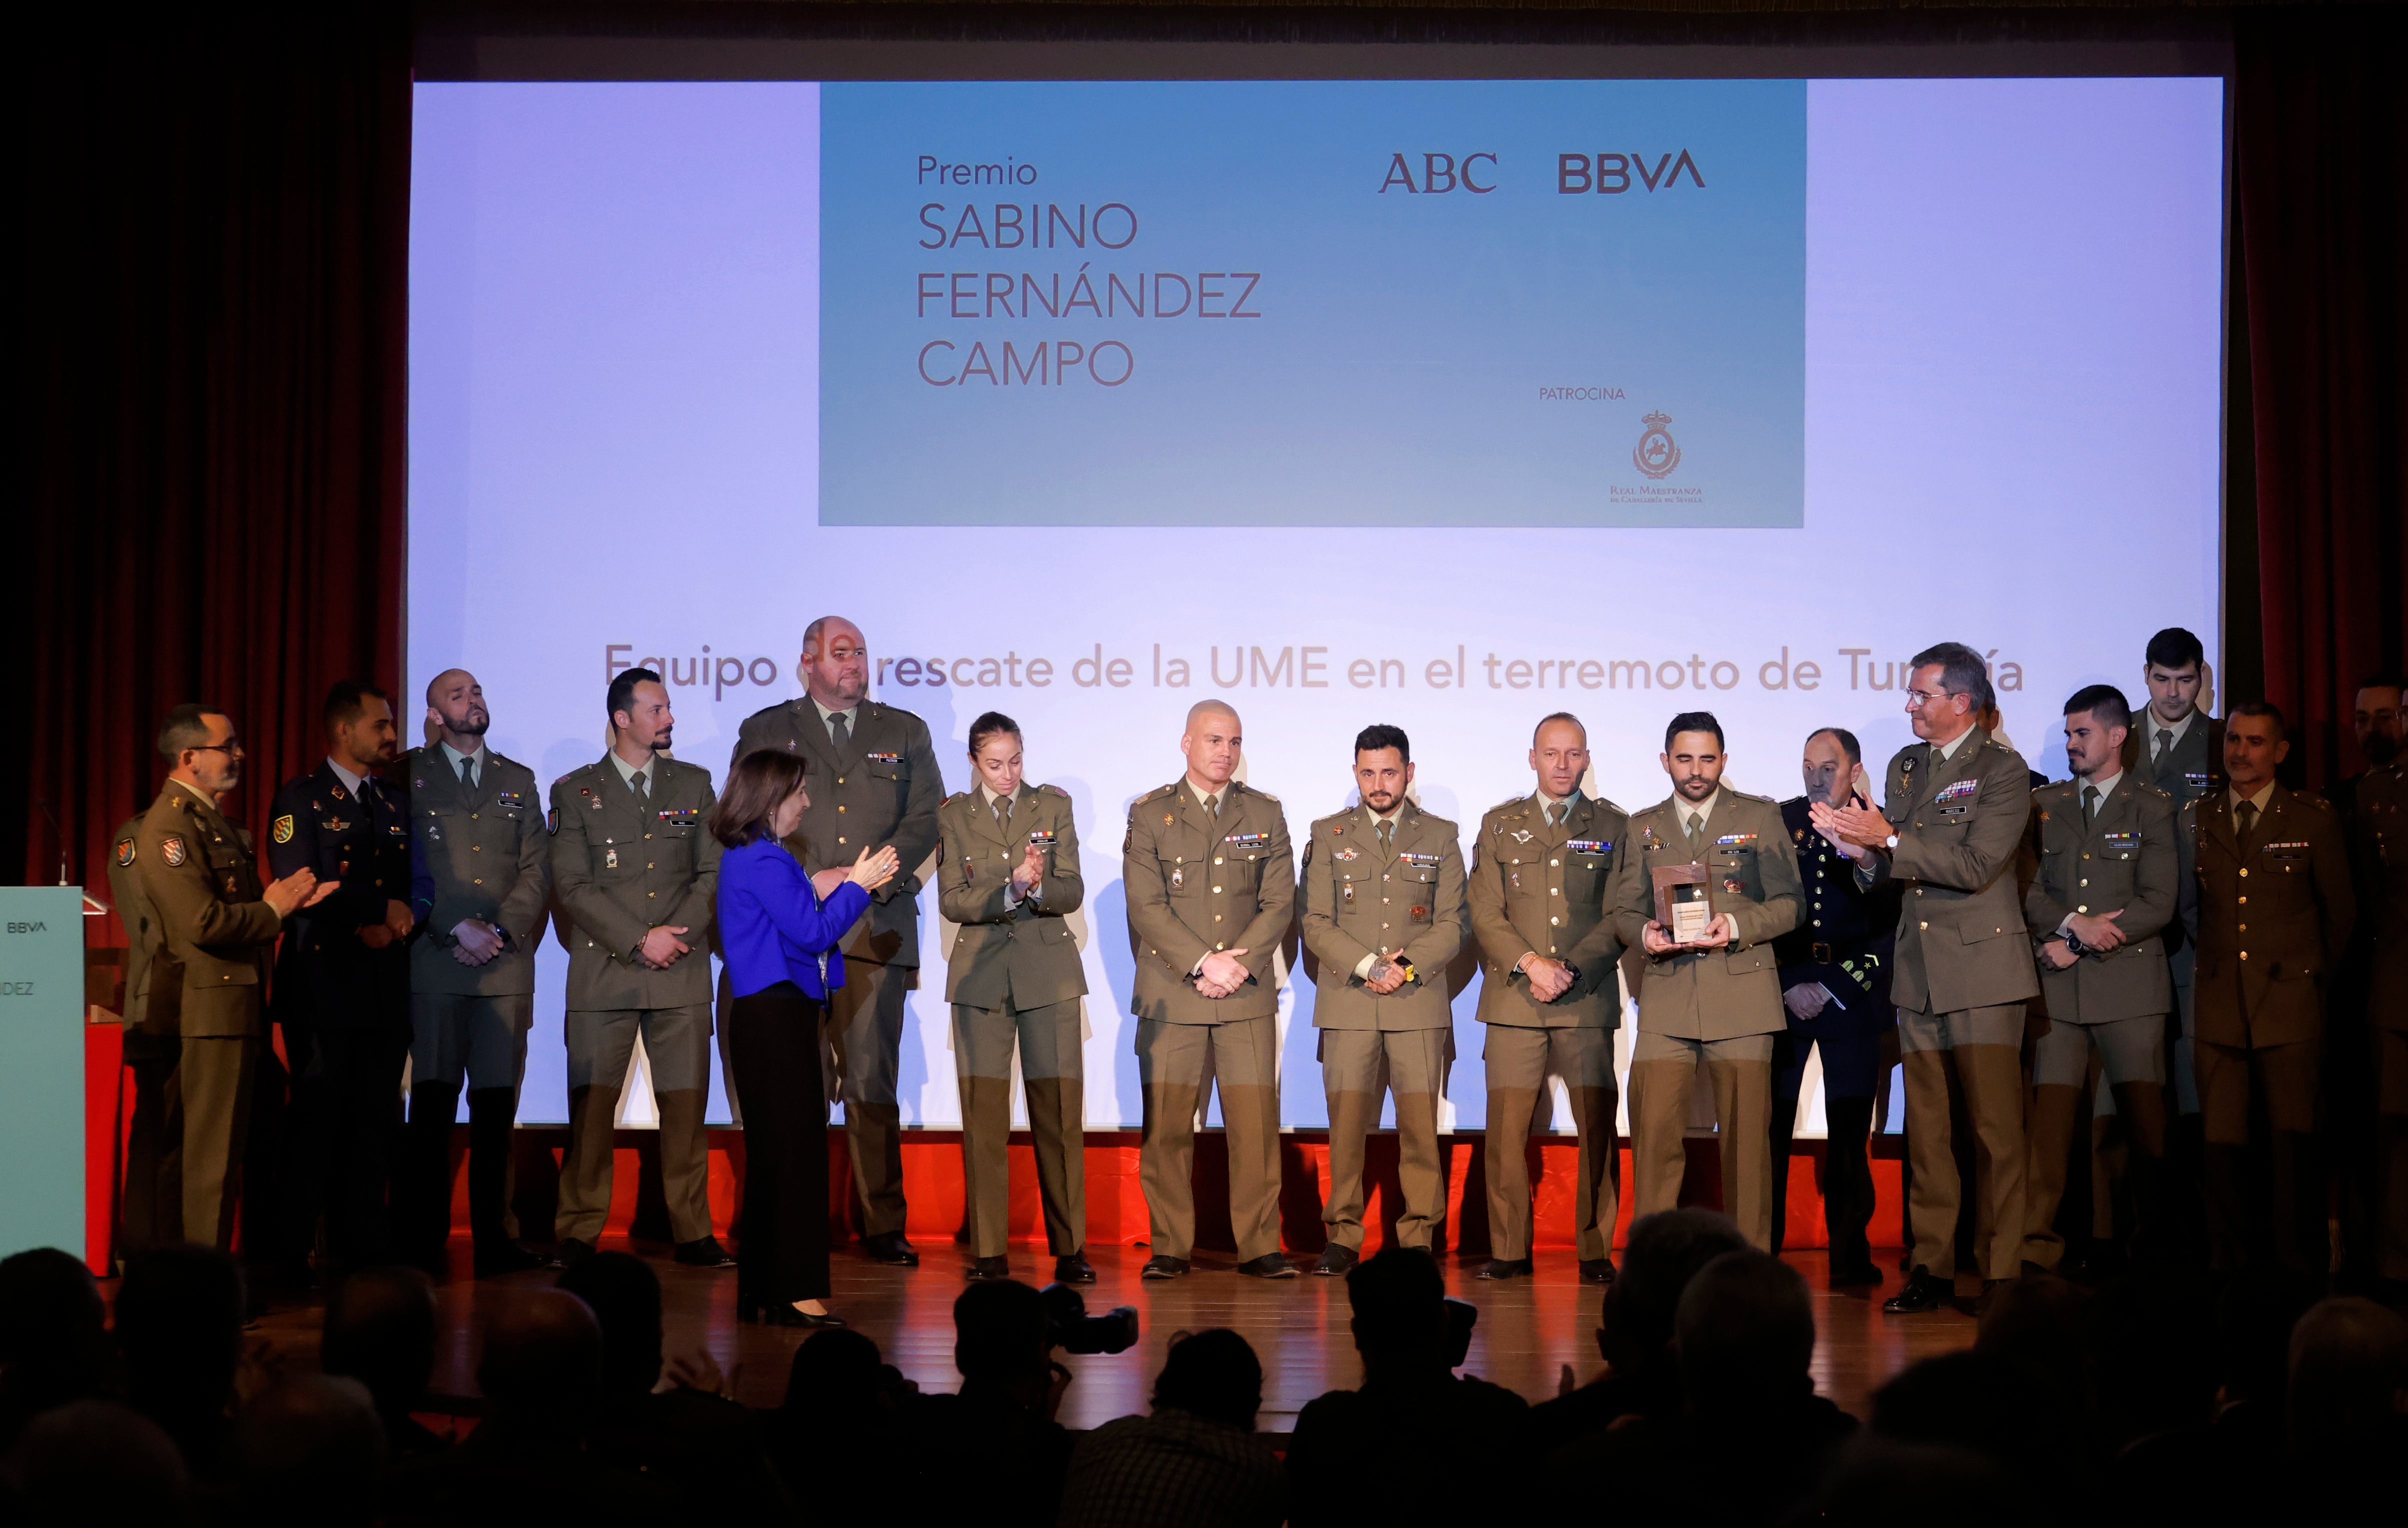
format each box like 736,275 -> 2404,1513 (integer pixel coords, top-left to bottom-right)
1027,830 -> 1057,847
2102,831 -> 2141,850
1567,839 -> 1612,855
1225,832 -> 1268,847
495,790 -> 527,808
658,808 -> 700,826
1934,780 -> 1978,804
2184,772 -> 2212,790
1714,832 -> 1757,847
2261,840 -> 2309,853
865,751 -> 901,764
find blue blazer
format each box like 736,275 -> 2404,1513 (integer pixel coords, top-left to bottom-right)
717,836 -> 871,1001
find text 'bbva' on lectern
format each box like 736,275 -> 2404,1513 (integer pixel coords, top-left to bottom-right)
0,887 -> 88,1261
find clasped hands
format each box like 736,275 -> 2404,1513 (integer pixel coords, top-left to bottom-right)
357,898 -> 416,950
1194,947 -> 1253,999
2041,908 -> 2127,970
1517,954 -> 1576,1003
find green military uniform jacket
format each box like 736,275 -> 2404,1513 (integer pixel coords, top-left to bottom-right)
2025,775 -> 2178,1024
109,816 -> 165,1035
1467,791 -> 1628,1028
1608,788 -> 1802,1041
1300,801 -> 1467,1032
2125,710 -> 2225,805
730,698 -> 943,967
1123,780 -> 1292,1025
2178,783 -> 2355,1049
1860,728 -> 2041,1015
132,781 -> 282,1038
407,746 -> 551,998
2353,762 -> 2408,1033
937,782 -> 1087,1011
548,753 -> 721,1010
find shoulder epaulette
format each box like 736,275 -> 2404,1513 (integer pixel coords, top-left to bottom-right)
1593,796 -> 1626,816
2296,792 -> 2333,813
944,791 -> 970,807
1134,783 -> 1178,807
2131,779 -> 2171,800
1487,795 -> 1529,817
1727,787 -> 1775,806
1233,781 -> 1278,804
1040,783 -> 1070,798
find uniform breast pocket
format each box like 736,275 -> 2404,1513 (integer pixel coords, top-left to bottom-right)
1399,861 -> 1440,889
1712,850 -> 1760,897
866,759 -> 909,789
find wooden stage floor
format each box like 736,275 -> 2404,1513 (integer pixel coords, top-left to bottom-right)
246,1239 -> 1978,1431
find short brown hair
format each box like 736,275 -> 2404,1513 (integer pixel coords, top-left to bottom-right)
710,750 -> 807,849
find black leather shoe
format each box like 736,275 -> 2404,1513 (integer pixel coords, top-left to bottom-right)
1883,1266 -> 1947,1314
550,1237 -> 596,1270
474,1241 -> 547,1278
965,1255 -> 1012,1281
862,1232 -> 921,1267
1828,1261 -> 1886,1289
1477,1257 -> 1534,1281
1314,1245 -> 1358,1277
674,1236 -> 737,1268
1237,1253 -> 1299,1279
1054,1253 -> 1097,1284
1579,1258 -> 1618,1285
1141,1255 -> 1190,1279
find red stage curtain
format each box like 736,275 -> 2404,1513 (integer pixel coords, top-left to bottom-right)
20,6 -> 411,908
2234,5 -> 2408,786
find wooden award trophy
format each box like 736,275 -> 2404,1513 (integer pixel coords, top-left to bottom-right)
1652,861 -> 1714,946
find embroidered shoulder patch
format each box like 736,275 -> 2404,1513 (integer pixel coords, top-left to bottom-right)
546,808 -> 560,836
117,837 -> 137,867
272,814 -> 295,844
161,836 -> 188,867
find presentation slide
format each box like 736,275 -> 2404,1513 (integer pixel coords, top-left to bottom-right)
408,75 -> 2225,1133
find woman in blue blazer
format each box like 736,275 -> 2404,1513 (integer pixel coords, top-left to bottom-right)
713,749 -> 898,1326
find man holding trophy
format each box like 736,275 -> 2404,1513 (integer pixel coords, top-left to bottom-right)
1609,712 -> 1802,1250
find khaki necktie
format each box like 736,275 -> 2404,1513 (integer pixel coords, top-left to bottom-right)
1684,812 -> 1704,852
1202,792 -> 1219,818
2235,798 -> 2258,843
2082,785 -> 2100,824
632,769 -> 648,802
1377,818 -> 1393,853
2155,728 -> 2174,769
458,755 -> 475,790
993,794 -> 1011,830
831,712 -> 851,751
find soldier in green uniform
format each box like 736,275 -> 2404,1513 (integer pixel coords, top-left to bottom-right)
548,668 -> 729,1268
397,668 -> 551,1276
1123,699 -> 1296,1280
937,711 -> 1093,1285
2021,685 -> 2179,1273
133,704 -> 334,1250
1299,724 -> 1468,1274
1608,712 -> 1803,1252
2177,701 -> 2355,1275
2130,626 -> 2223,1135
1816,642 -> 2040,1313
1465,712 -> 1627,1283
730,616 -> 944,1266
109,814 -> 179,1256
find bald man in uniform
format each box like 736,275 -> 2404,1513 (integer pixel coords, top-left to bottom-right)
1124,700 -> 1297,1279
730,616 -> 944,1265
1466,712 -> 1627,1282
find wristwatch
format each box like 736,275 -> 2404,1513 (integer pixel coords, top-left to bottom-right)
1883,834 -> 1900,851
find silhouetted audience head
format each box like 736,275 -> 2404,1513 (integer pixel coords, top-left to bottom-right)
114,1245 -> 245,1468
1809,1438 -> 2020,1527
0,1248 -> 114,1451
1672,1249 -> 1814,1415
478,1290 -> 603,1419
954,1279 -> 1052,1389
231,1376 -> 386,1528
1345,1247 -> 1447,1377
1151,1329 -> 1263,1431
785,1326 -> 884,1412
555,1251 -> 666,1395
2286,1295 -> 2408,1459
321,1265 -> 436,1424
1973,1272 -> 2091,1411
1599,1208 -> 1748,1377
1873,1350 -> 2065,1497
2,1399 -> 191,1528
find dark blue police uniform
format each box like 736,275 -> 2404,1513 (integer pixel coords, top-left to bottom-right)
267,761 -> 413,1270
1769,795 -> 1899,1277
